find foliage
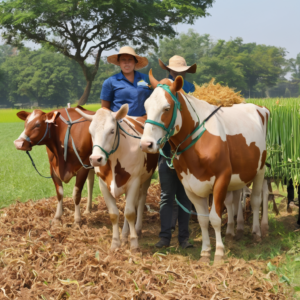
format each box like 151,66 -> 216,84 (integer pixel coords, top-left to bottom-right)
248,98 -> 300,183
0,0 -> 214,104
1,48 -> 85,106
142,31 -> 287,97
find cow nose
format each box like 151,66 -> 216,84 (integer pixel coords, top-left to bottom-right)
89,155 -> 104,166
140,141 -> 155,152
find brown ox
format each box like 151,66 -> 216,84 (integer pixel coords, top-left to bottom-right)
140,72 -> 269,263
14,107 -> 95,224
76,105 -> 159,250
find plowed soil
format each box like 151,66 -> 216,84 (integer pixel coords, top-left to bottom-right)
0,184 -> 294,299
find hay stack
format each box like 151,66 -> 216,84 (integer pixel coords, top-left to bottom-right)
191,78 -> 245,107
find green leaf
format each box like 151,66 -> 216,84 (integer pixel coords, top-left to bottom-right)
279,275 -> 290,285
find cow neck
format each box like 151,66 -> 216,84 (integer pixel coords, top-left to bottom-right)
168,92 -> 203,153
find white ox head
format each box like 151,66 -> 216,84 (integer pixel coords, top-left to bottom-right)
140,70 -> 184,153
76,104 -> 128,167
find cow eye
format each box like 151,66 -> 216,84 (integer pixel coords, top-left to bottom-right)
111,129 -> 115,134
35,123 -> 41,128
164,107 -> 170,112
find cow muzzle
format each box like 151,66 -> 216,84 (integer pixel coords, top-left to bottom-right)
89,155 -> 106,167
14,138 -> 32,151
140,139 -> 158,153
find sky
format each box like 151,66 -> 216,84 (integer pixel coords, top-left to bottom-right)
1,0 -> 299,60
174,0 -> 300,60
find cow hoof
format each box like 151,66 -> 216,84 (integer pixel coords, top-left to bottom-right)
111,238 -> 121,251
83,210 -> 92,215
130,237 -> 139,250
252,233 -> 262,243
213,255 -> 225,265
235,230 -> 244,241
199,256 -> 210,264
51,218 -> 61,227
261,224 -> 269,238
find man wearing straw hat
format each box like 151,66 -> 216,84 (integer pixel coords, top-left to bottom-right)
100,46 -> 151,116
155,55 -> 197,249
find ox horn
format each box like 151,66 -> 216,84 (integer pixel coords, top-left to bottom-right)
75,108 -> 93,122
149,69 -> 158,89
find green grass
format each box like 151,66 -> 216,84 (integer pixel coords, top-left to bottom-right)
0,122 -> 101,207
0,103 -> 100,123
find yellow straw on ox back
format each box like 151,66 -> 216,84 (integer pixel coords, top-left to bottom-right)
191,78 -> 245,107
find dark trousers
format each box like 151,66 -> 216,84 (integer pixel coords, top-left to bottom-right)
158,158 -> 191,243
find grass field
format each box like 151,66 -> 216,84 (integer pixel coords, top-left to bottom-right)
0,103 -> 100,123
0,122 -> 102,207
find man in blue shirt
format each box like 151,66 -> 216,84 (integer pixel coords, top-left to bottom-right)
155,55 -> 197,249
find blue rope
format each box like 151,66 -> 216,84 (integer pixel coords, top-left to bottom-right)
175,196 -> 209,217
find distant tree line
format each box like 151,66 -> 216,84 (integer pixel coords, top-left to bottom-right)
0,30 -> 299,107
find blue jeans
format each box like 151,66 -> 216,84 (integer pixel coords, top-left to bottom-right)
158,157 -> 191,243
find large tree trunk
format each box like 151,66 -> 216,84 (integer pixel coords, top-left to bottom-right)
78,80 -> 93,106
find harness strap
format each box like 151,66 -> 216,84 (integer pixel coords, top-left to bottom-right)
59,108 -> 93,169
118,122 -> 142,139
26,151 -> 52,179
93,122 -> 120,160
175,196 -> 209,217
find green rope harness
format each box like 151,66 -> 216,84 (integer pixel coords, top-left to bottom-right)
145,84 -> 206,168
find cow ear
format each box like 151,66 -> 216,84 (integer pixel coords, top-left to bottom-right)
45,111 -> 60,123
113,104 -> 129,120
172,76 -> 184,92
17,111 -> 30,121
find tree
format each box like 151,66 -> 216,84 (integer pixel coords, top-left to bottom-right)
1,48 -> 80,106
0,0 -> 214,105
288,53 -> 300,81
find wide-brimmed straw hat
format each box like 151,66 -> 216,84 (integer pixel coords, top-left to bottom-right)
159,55 -> 197,73
107,46 -> 148,70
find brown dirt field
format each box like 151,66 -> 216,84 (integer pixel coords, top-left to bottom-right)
0,184 -> 295,299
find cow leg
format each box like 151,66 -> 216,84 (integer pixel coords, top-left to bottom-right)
224,191 -> 235,239
250,168 -> 265,240
99,178 -> 121,250
124,178 -> 141,250
135,177 -> 151,237
121,219 -> 130,244
211,176 -> 231,264
236,190 -> 244,240
84,169 -> 95,214
261,179 -> 269,237
51,168 -> 64,226
72,168 -> 90,224
232,190 -> 240,217
185,189 -> 210,263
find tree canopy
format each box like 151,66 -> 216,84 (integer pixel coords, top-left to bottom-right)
0,0 -> 214,104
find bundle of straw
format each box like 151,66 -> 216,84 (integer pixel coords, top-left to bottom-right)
191,78 -> 245,107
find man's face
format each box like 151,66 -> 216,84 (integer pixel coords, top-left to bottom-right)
170,70 -> 187,79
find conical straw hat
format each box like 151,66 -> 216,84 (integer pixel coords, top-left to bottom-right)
107,46 -> 148,70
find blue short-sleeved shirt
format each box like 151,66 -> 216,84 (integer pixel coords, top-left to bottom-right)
100,71 -> 152,116
168,75 -> 195,93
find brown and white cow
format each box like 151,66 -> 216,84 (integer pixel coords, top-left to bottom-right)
14,107 -> 95,225
76,105 -> 158,250
140,71 -> 269,263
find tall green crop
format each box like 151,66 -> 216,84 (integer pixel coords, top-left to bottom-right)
247,98 -> 300,184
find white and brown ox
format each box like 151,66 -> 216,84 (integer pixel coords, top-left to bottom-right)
140,71 -> 269,263
76,105 -> 158,250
